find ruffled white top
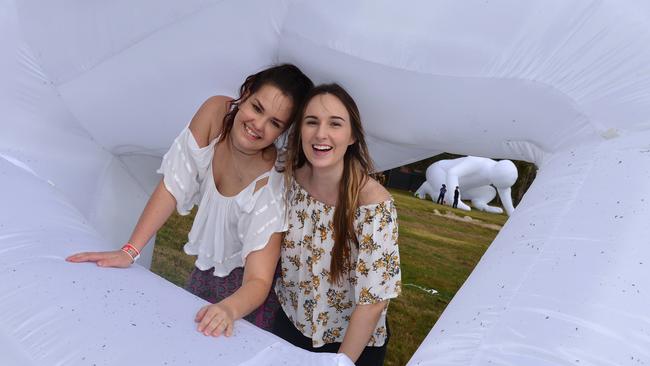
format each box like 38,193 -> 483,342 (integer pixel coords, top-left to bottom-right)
157,127 -> 288,276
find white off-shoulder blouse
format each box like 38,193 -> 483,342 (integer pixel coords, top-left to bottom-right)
275,179 -> 402,348
157,127 -> 287,276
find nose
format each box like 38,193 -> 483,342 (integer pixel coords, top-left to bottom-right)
315,123 -> 327,140
250,116 -> 265,132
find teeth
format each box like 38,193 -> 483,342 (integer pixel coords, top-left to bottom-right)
313,144 -> 332,151
244,125 -> 260,138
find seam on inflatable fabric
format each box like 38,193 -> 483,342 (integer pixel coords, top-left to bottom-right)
270,0 -> 294,64
490,1 -> 600,90
56,0 -> 229,86
502,140 -> 547,167
113,154 -> 152,195
363,135 -> 441,171
0,153 -> 42,180
236,341 -> 284,366
13,0 -> 48,84
12,7 -> 98,147
0,156 -> 96,237
113,145 -> 168,159
86,156 -> 116,225
466,142 -> 602,365
366,131 -> 436,149
375,150 -> 441,173
280,30 -> 597,135
89,151 -> 153,221
47,90 -> 128,224
11,10 -> 135,226
16,23 -> 156,211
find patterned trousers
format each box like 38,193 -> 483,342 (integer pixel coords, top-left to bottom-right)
185,264 -> 281,331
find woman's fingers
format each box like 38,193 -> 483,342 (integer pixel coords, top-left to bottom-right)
197,306 -> 217,332
195,306 -> 208,323
224,322 -> 234,337
211,318 -> 229,337
203,312 -> 224,336
196,305 -> 233,337
67,250 -> 132,268
66,252 -> 103,262
65,252 -> 87,261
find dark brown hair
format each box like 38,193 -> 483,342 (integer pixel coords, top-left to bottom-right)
218,64 -> 313,145
285,83 -> 374,284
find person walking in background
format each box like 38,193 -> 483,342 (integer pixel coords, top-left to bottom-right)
436,183 -> 446,204
453,185 -> 460,208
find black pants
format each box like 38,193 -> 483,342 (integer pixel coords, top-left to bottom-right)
272,308 -> 389,366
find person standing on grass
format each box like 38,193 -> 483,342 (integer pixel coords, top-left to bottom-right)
67,64 -> 313,337
453,185 -> 460,208
273,84 -> 401,366
436,183 -> 446,204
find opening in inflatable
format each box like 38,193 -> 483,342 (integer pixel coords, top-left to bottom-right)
2,1 -> 649,365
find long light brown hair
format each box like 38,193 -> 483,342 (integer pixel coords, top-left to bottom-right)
285,83 -> 374,284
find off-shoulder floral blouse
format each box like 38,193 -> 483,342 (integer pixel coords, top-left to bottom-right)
275,179 -> 401,348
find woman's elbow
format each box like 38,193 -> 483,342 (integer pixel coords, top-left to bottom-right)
358,301 -> 387,317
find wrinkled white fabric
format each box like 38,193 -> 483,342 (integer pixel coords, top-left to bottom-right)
0,156 -> 351,366
2,1 -> 650,365
158,128 -> 288,276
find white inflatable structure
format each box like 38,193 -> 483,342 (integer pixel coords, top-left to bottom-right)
415,157 -> 518,215
2,1 -> 650,365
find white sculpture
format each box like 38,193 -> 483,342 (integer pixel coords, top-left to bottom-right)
415,156 -> 518,215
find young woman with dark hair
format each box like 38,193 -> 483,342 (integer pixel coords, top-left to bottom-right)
67,64 -> 313,336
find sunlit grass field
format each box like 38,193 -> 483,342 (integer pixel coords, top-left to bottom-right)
151,188 -> 507,366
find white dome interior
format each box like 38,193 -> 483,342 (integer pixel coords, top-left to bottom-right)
2,1 -> 649,365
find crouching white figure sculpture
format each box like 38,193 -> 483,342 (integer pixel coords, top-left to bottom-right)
415,156 -> 518,215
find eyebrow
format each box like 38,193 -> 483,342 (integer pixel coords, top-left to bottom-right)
254,98 -> 265,113
303,115 -> 345,121
255,98 -> 287,126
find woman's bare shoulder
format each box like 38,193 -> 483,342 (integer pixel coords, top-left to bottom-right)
188,95 -> 233,147
359,177 -> 391,206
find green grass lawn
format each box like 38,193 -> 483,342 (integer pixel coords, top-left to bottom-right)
151,188 -> 507,366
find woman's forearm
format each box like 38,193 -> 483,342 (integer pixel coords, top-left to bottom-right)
219,277 -> 273,320
219,233 -> 282,320
127,179 -> 177,251
338,301 -> 386,362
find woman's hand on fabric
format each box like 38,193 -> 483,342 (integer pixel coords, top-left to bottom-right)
195,302 -> 235,337
65,250 -> 133,268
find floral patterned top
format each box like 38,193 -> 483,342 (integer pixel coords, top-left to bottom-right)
275,179 -> 401,348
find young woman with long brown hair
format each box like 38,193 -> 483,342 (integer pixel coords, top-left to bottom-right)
273,84 -> 401,365
67,64 -> 313,336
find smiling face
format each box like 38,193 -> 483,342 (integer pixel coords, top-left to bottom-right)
231,84 -> 293,154
300,93 -> 356,172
